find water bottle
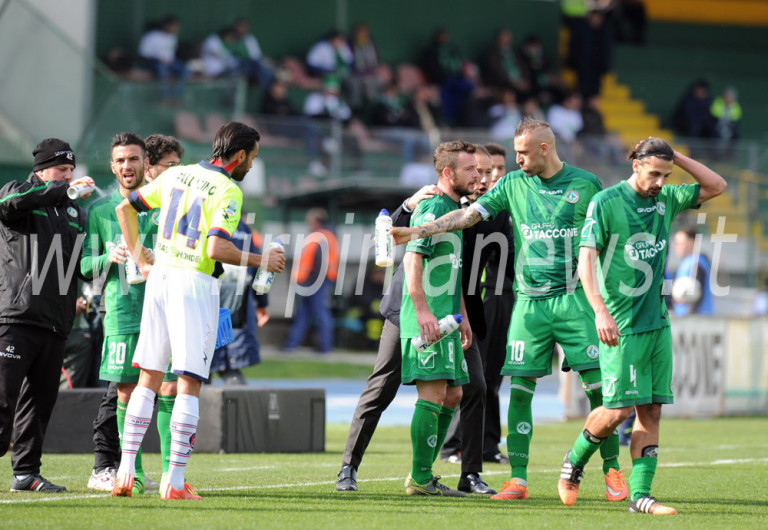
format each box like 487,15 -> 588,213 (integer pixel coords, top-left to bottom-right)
410,314 -> 463,352
252,238 -> 284,294
374,209 -> 394,267
67,182 -> 95,199
120,235 -> 145,285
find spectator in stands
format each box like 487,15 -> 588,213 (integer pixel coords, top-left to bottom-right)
306,30 -> 354,80
211,220 -> 269,385
517,34 -> 563,104
520,95 -> 545,121
482,28 -> 528,94
578,94 -> 625,166
200,27 -> 240,79
371,83 -> 433,164
348,22 -> 384,110
283,208 -> 340,354
303,76 -> 362,175
547,91 -> 583,161
144,134 -> 185,183
420,27 -> 472,126
458,62 -> 495,128
672,79 -> 716,139
231,18 -> 275,87
672,226 -> 714,316
137,15 -> 190,101
611,0 -> 648,45
710,87 -> 742,160
488,88 -> 523,141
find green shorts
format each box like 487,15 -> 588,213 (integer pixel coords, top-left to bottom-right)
501,288 -> 600,378
599,326 -> 674,409
100,334 -> 177,383
401,334 -> 469,387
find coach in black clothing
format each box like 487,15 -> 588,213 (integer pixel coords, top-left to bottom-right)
336,160 -> 514,494
0,139 -> 93,492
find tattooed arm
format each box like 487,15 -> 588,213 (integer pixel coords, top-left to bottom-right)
390,205 -> 483,245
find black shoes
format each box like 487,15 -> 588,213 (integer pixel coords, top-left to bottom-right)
457,473 -> 496,495
336,464 -> 358,492
10,473 -> 66,493
483,452 -> 510,465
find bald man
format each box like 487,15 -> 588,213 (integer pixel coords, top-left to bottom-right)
391,117 -> 626,502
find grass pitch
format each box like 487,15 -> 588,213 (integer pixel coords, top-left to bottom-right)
0,417 -> 766,528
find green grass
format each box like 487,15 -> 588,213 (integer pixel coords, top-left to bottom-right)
1,417 -> 766,528
240,359 -> 374,379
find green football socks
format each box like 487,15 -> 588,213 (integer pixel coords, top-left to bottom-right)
433,405 -> 456,463
410,399 -> 442,484
630,448 -> 658,501
157,394 -> 176,474
579,368 -> 621,474
507,377 -> 536,481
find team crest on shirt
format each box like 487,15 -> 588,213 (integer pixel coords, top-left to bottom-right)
565,190 -> 580,204
586,345 -> 599,359
656,202 -> 666,215
423,213 -> 436,223
67,207 -> 77,218
223,200 -> 238,220
151,211 -> 160,226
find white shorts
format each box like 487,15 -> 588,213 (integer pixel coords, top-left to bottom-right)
134,265 -> 220,382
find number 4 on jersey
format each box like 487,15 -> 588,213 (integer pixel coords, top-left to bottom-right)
163,188 -> 205,249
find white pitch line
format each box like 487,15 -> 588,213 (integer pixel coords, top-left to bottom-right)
0,457 -> 765,504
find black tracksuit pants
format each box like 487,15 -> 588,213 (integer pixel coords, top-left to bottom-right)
0,324 -> 66,475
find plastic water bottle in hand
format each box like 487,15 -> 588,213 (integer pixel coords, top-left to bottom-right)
411,314 -> 463,351
252,238 -> 284,294
120,235 -> 145,285
67,181 -> 95,199
374,209 -> 394,267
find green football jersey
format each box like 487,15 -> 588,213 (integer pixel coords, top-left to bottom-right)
580,180 -> 701,335
80,188 -> 160,335
400,194 -> 463,339
129,161 -> 242,275
474,163 -> 602,299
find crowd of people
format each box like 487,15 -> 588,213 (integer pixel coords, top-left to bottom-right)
104,10 -> 650,175
0,99 -> 730,517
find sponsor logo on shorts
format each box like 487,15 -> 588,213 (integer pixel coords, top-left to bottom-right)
586,345 -> 599,359
669,379 -> 674,394
603,376 -> 617,397
427,434 -> 438,448
461,359 -> 468,373
67,207 -> 77,217
419,350 -> 436,370
1,345 -> 20,360
624,390 -> 639,395
565,190 -> 580,204
516,421 -> 531,435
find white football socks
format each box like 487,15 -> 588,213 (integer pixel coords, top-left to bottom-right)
117,385 -> 156,478
168,394 -> 200,491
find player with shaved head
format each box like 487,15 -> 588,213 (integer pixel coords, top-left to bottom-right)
392,117 -> 626,502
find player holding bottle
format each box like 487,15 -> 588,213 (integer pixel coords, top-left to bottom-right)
111,122 -> 285,500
